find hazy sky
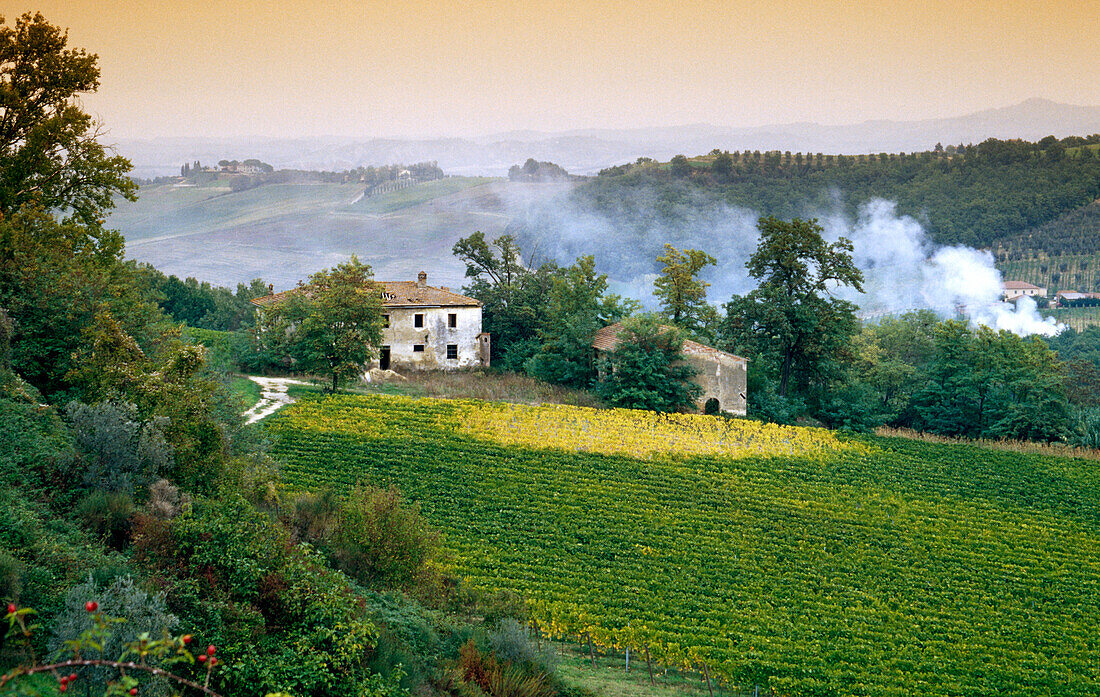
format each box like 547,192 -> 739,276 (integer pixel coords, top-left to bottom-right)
11,0 -> 1100,139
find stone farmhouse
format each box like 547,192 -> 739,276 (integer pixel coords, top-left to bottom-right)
592,323 -> 748,415
252,271 -> 490,371
1002,281 -> 1047,301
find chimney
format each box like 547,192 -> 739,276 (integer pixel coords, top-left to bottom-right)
417,271 -> 427,288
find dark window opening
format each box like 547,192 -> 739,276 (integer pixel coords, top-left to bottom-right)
382,314 -> 390,328
448,313 -> 457,328
704,397 -> 721,415
447,344 -> 458,359
379,346 -> 391,370
413,344 -> 425,353
414,313 -> 424,328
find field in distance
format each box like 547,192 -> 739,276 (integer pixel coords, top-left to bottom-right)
108,176 -> 514,290
267,393 -> 1100,697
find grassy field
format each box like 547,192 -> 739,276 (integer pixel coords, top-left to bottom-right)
347,177 -> 498,215
109,177 -> 516,290
229,376 -> 262,410
266,393 -> 1100,697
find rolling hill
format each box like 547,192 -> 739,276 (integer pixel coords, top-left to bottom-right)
109,176 -> 512,290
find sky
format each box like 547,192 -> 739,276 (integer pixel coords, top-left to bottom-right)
10,0 -> 1100,139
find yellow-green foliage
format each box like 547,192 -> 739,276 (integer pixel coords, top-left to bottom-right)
282,394 -> 858,460
268,393 -> 1100,697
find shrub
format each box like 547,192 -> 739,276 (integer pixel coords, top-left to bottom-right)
488,618 -> 556,673
330,483 -> 441,591
75,489 -> 136,549
65,400 -> 172,494
49,574 -> 179,694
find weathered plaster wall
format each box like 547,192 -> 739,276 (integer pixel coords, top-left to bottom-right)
375,306 -> 484,370
682,352 -> 748,415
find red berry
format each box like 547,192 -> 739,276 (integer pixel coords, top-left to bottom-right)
129,689 -> 138,696
5,603 -> 15,614
182,634 -> 192,644
59,684 -> 67,693
84,601 -> 98,612
197,654 -> 207,663
60,676 -> 68,684
68,673 -> 77,682
206,645 -> 216,655
209,657 -> 218,666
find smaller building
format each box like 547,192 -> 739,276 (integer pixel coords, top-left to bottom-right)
1002,281 -> 1046,301
592,323 -> 747,415
1054,290 -> 1100,307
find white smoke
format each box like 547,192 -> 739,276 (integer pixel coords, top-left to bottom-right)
824,200 -> 1063,336
504,188 -> 1064,338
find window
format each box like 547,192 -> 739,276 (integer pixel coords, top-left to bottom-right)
382,314 -> 390,328
448,313 -> 457,328
414,313 -> 424,328
446,344 -> 458,360
413,344 -> 425,353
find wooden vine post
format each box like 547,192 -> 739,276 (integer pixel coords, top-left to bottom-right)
644,644 -> 655,685
586,633 -> 596,667
702,662 -> 714,697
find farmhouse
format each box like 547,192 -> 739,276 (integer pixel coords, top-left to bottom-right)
592,323 -> 748,415
252,271 -> 490,371
1002,280 -> 1046,301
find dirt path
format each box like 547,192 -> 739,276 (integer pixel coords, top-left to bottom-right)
242,376 -> 312,424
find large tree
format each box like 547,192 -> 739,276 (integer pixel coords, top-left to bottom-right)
524,255 -> 638,387
0,12 -> 136,261
259,257 -> 383,391
653,243 -> 717,336
452,231 -> 558,370
595,314 -> 702,412
722,216 -> 864,398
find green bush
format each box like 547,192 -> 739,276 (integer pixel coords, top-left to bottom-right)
48,574 -> 179,693
65,400 -> 172,494
330,483 -> 441,592
162,495 -> 396,697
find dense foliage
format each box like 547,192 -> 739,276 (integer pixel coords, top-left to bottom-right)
269,393 -> 1100,697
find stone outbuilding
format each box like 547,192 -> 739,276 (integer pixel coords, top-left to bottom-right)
251,271 -> 490,371
592,322 -> 748,415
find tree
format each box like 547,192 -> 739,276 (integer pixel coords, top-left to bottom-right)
595,314 -> 702,412
0,12 -> 136,262
262,257 -> 383,391
524,255 -> 638,387
722,216 -> 864,398
669,154 -> 692,178
653,244 -> 717,335
453,231 -> 558,370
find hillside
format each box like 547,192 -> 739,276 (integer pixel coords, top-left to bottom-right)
108,176 -> 506,290
266,393 -> 1100,697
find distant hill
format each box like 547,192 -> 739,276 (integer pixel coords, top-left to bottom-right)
110,176 -> 506,290
116,99 -> 1100,178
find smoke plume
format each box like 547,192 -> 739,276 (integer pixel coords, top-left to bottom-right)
507,189 -> 1063,337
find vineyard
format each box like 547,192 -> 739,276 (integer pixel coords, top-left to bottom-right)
267,394 -> 1100,697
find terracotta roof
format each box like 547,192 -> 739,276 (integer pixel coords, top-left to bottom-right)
592,322 -> 746,364
1002,281 -> 1042,290
250,279 -> 481,309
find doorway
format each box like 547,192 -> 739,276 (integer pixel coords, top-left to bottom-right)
380,346 -> 391,370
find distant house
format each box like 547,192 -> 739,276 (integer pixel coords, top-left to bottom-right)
592,323 -> 748,415
1054,290 -> 1100,307
251,271 -> 490,371
1002,281 -> 1046,301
